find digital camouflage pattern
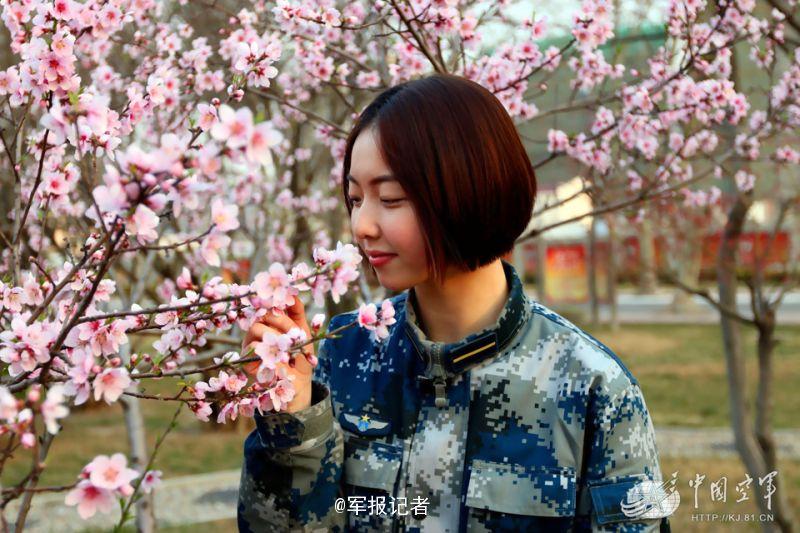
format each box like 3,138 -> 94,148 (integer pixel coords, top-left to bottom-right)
238,260 -> 672,532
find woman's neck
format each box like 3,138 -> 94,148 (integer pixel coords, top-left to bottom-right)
412,259 -> 510,344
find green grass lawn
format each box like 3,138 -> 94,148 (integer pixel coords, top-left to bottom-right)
583,323 -> 800,428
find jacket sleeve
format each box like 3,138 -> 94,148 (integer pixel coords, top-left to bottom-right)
582,381 -> 672,532
237,329 -> 346,533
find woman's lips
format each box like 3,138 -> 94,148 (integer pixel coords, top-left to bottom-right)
367,253 -> 396,267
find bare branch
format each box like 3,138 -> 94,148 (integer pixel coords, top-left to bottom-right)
664,271 -> 756,326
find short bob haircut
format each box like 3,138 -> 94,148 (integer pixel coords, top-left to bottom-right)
342,73 -> 537,283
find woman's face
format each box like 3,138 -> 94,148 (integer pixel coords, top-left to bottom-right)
347,127 -> 430,292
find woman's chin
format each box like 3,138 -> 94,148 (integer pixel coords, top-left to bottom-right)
375,272 -> 413,293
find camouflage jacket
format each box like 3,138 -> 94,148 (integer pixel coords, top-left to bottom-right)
238,260 -> 672,532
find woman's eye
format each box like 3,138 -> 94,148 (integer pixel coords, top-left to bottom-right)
381,198 -> 405,205
349,196 -> 362,205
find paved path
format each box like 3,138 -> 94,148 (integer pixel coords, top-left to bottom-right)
656,427 -> 800,459
13,427 -> 800,532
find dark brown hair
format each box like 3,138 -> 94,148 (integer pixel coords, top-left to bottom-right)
342,73 -> 537,283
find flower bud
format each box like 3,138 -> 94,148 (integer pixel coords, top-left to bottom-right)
27,387 -> 41,403
21,433 -> 36,448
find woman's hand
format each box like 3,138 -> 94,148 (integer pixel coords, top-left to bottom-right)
241,297 -> 316,413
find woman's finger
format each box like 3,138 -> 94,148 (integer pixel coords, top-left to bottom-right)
290,348 -> 314,377
259,310 -> 300,334
241,322 -> 276,350
286,297 -> 311,337
253,306 -> 316,377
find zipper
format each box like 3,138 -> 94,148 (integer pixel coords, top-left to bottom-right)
413,345 -> 449,408
430,344 -> 448,408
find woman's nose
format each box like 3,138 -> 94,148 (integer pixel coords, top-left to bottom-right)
352,202 -> 381,241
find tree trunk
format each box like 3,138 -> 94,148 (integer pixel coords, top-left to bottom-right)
120,254 -> 156,531
121,388 -> 156,533
717,195 -> 793,532
670,234 -> 702,313
637,217 -> 658,294
755,313 -> 777,472
754,310 -> 795,532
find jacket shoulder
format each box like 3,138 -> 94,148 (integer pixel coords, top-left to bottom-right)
526,299 -> 639,393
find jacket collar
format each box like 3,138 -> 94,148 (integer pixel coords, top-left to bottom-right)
403,259 -> 530,388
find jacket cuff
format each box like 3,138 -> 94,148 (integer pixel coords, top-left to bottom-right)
254,381 -> 333,449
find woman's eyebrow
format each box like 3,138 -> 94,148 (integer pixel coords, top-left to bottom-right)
346,174 -> 396,186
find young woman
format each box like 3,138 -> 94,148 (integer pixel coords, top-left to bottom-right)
238,74 -> 671,532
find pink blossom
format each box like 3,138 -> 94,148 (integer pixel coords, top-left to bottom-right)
357,299 -> 396,341
153,328 -> 185,355
65,359 -> 92,405
358,303 -> 378,328
252,263 -> 298,309
127,204 -> 160,244
211,199 -> 240,232
310,313 -> 325,333
140,470 -> 162,494
41,384 -> 69,434
216,400 -> 239,423
40,101 -> 72,146
254,331 -> 292,382
0,315 -> 57,377
268,368 -> 295,411
775,146 -> 800,164
310,243 -> 362,305
0,283 -> 24,313
211,105 -> 253,149
65,480 -> 116,519
154,297 -> 184,329
93,368 -> 132,404
43,169 -> 74,197
290,261 -> 315,290
21,431 -> 36,448
735,170 -> 755,192
176,267 -> 194,290
196,102 -> 218,131
200,231 -> 231,267
246,121 -> 282,166
147,75 -> 167,105
547,129 -> 569,153
192,401 -> 212,422
87,453 -> 139,491
50,0 -> 80,21
65,319 -> 130,357
20,272 -> 44,306
91,183 -> 128,218
208,370 -> 247,393
0,68 -> 20,96
0,386 -> 18,422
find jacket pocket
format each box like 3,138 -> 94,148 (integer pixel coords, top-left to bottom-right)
343,435 -> 403,492
466,459 -> 577,517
